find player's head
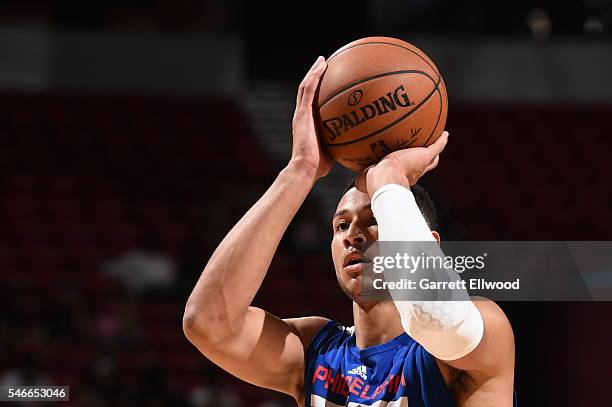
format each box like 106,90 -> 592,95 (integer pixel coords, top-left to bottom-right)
331,178 -> 439,305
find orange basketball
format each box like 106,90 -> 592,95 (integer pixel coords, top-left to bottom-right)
315,37 -> 448,172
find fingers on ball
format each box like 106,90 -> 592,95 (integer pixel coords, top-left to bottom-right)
299,58 -> 327,109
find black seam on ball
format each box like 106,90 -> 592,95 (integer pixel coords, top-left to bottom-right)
422,82 -> 445,147
319,69 -> 436,109
328,40 -> 441,82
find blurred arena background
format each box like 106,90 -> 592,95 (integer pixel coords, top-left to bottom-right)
1,0 -> 611,405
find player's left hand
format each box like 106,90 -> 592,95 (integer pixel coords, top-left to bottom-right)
356,131 -> 449,197
290,56 -> 334,181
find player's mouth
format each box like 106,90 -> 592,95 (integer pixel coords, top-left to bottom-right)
343,252 -> 370,275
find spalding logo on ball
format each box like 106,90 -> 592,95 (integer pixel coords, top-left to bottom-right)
315,37 -> 448,172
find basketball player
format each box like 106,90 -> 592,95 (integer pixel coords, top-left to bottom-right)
183,56 -> 515,406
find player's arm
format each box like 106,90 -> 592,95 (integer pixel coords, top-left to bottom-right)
182,56 -> 331,399
358,136 -> 515,383
447,298 -> 515,382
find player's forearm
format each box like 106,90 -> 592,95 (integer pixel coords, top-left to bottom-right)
183,160 -> 316,340
371,184 -> 484,361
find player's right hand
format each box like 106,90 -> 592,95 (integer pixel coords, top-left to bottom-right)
290,56 -> 333,180
356,131 -> 449,197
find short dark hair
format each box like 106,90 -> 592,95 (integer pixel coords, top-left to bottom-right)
342,177 -> 438,230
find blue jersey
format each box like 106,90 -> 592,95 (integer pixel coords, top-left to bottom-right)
304,320 -> 457,407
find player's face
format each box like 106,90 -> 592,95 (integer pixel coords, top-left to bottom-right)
331,187 -> 378,303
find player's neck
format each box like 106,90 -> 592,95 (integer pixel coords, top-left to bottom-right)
352,301 -> 404,349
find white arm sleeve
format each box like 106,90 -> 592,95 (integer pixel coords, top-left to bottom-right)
371,184 -> 484,361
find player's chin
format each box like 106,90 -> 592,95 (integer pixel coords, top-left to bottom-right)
340,277 -> 362,299
348,278 -> 382,308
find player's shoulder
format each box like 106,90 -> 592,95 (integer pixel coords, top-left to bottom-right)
470,296 -> 513,332
283,316 -> 331,350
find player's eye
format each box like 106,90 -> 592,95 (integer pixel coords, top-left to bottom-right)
336,221 -> 350,232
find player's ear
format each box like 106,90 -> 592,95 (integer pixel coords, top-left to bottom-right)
431,230 -> 441,242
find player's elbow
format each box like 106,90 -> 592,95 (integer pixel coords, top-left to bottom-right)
182,303 -> 232,347
182,304 -> 212,343
182,307 -> 199,340
182,300 -> 207,340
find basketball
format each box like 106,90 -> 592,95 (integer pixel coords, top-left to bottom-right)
315,37 -> 448,172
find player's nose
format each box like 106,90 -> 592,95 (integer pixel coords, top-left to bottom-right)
343,223 -> 365,248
